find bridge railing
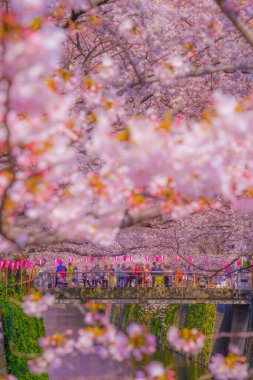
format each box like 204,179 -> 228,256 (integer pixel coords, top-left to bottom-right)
34,270 -> 253,290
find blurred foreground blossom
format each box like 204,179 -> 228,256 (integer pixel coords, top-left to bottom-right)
135,361 -> 176,380
209,344 -> 249,380
167,326 -> 205,355
22,292 -> 55,317
127,324 -> 157,361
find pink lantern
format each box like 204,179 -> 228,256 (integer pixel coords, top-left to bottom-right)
90,257 -> 94,262
188,257 -> 193,263
38,258 -> 43,265
84,257 -> 88,262
251,260 -> 253,266
9,262 -> 15,270
114,256 -> 118,261
160,255 -> 164,261
4,260 -> 9,268
69,257 -> 73,264
123,256 -> 127,262
19,258 -> 24,265
0,261 -> 4,270
145,256 -> 150,262
129,256 -> 134,262
155,256 -> 159,262
176,256 -> 180,261
14,262 -> 20,270
237,260 -> 242,267
54,259 -> 58,265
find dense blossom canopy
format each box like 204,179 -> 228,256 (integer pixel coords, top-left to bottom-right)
0,0 -> 253,268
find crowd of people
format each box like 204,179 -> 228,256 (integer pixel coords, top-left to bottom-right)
53,261 -> 187,288
48,260 -> 252,289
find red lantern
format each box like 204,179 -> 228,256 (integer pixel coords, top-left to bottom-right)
155,256 -> 159,262
9,262 -> 15,270
123,256 -> 127,262
14,262 -> 20,270
4,260 -> 9,268
90,257 -> 94,262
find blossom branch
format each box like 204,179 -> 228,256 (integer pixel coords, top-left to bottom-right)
214,0 -> 253,48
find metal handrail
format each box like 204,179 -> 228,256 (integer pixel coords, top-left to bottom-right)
36,270 -> 252,290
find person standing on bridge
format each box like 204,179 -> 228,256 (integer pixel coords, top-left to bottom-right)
73,266 -> 79,286
109,265 -> 116,287
68,262 -> 74,284
151,262 -> 158,287
117,264 -> 124,287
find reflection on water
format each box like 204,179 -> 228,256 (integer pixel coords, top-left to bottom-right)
43,304 -> 207,380
153,349 -> 206,380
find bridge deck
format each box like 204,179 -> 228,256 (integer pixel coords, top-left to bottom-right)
50,287 -> 253,305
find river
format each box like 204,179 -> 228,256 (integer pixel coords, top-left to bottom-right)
43,304 -> 206,380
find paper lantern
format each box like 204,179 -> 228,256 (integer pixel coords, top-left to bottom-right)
123,256 -> 127,262
0,261 -> 4,270
129,256 -> 134,262
69,257 -> 73,264
84,257 -> 88,262
251,260 -> 253,266
188,257 -> 193,263
145,256 -> 150,262
114,256 -> 118,261
160,255 -> 165,261
176,256 -> 180,261
19,258 -> 24,265
237,260 -> 242,267
38,258 -> 43,265
14,262 -> 20,270
9,262 -> 15,270
90,257 -> 94,262
54,259 -> 58,265
23,261 -> 28,269
4,260 -> 9,268
155,256 -> 159,262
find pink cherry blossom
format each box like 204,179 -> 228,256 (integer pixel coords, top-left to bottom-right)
167,326 -> 205,356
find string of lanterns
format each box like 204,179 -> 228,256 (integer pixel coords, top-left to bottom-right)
0,259 -> 35,270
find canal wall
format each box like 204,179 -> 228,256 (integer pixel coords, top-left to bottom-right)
111,302 -> 253,366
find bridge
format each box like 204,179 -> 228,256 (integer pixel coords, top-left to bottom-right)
50,287 -> 253,305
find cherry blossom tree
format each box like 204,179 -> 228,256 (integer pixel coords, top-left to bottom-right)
0,0 -> 253,268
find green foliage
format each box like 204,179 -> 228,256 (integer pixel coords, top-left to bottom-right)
0,296 -> 49,380
112,304 -> 120,327
185,304 -> 216,365
122,304 -> 132,331
149,307 -> 163,341
164,304 -> 180,326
